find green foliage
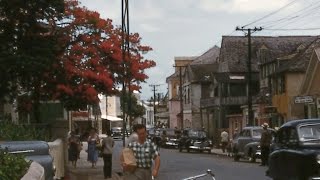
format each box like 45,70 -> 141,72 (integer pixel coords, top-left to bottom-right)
0,149 -> 31,180
120,93 -> 145,119
0,121 -> 50,141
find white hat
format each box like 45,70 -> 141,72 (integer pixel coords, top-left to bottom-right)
262,123 -> 269,128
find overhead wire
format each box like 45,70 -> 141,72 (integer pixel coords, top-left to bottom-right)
259,0 -> 319,28
267,2 -> 320,29
242,0 -> 301,28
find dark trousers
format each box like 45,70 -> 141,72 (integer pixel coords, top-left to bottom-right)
261,146 -> 270,165
103,154 -> 112,178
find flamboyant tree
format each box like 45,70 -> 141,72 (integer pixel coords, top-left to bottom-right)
0,0 -> 155,121
46,0 -> 156,111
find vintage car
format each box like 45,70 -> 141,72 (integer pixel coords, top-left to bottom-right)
161,128 -> 181,148
178,129 -> 213,153
0,141 -> 54,180
233,126 -> 275,162
111,127 -> 123,139
267,119 -> 320,180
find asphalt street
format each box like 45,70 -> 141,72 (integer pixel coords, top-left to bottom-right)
112,140 -> 271,180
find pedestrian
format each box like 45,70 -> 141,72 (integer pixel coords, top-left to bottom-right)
68,131 -> 80,168
102,130 -> 115,179
122,124 -> 160,180
221,130 -> 229,153
87,128 -> 100,168
260,123 -> 272,166
125,125 -> 138,147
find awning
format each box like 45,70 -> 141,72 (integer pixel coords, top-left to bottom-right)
101,115 -> 123,122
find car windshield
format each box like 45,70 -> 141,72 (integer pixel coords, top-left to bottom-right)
298,124 -> 320,142
112,127 -> 122,132
252,129 -> 263,138
165,129 -> 176,136
188,130 -> 206,138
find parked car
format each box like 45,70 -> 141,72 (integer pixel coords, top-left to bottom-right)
178,129 -> 213,153
233,126 -> 275,162
111,127 -> 123,139
0,141 -> 54,180
161,128 -> 181,148
267,119 -> 320,180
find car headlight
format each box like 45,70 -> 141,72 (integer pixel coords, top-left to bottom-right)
316,154 -> 320,164
166,137 -> 169,141
208,140 -> 212,145
257,145 -> 261,149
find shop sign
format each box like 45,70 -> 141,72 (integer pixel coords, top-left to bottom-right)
294,96 -> 314,104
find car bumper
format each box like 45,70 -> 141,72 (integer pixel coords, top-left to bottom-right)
165,142 -> 178,146
255,151 -> 261,157
189,146 -> 211,150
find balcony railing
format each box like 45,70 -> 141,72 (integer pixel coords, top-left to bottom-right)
200,96 -> 248,108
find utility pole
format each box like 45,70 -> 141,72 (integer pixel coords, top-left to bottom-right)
121,0 -> 130,147
173,65 -> 187,129
236,26 -> 262,126
149,84 -> 160,127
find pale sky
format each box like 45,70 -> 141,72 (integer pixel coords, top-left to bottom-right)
79,0 -> 320,100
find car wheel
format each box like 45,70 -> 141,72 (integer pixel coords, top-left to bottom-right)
208,149 -> 211,154
234,153 -> 240,161
248,150 -> 256,163
187,146 -> 190,153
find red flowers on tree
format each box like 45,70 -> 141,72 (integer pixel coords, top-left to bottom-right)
47,0 -> 155,110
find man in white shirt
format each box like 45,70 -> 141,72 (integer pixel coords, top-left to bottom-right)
102,130 -> 115,179
221,130 -> 229,153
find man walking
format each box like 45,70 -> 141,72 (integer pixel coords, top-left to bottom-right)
260,123 -> 272,166
221,130 -> 229,153
122,124 -> 160,180
102,130 -> 114,179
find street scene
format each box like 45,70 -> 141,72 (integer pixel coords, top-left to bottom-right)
1,0 -> 320,180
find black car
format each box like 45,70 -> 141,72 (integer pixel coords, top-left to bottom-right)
111,127 -> 123,139
161,128 -> 181,148
233,126 -> 275,162
178,129 -> 213,153
267,119 -> 320,180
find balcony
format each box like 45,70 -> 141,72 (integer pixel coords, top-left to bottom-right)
200,96 -> 248,108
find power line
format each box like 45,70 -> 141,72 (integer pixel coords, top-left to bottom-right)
242,0 -> 301,28
268,3 -> 320,29
260,0 -> 320,28
264,27 -> 320,31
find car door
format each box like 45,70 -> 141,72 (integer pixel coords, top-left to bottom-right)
237,129 -> 251,154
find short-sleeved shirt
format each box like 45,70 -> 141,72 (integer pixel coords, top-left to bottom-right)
221,131 -> 229,142
102,136 -> 114,154
128,140 -> 159,168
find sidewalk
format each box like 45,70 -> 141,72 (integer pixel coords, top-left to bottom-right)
211,147 -> 231,157
65,142 -> 123,180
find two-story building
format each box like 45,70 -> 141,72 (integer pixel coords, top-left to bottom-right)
300,47 -> 320,118
183,46 -> 220,132
166,57 -> 195,128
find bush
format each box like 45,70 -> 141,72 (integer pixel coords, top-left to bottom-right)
0,121 -> 50,141
0,149 -> 31,180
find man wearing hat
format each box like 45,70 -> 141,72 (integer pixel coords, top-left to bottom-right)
260,123 -> 272,166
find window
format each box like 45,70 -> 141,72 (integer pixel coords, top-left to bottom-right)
277,127 -> 299,144
240,130 -> 251,137
298,124 -> 320,142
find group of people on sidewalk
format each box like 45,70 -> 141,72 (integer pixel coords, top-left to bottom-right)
68,124 -> 161,180
68,128 -> 115,179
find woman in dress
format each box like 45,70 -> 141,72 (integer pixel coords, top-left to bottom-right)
68,131 -> 80,168
87,128 -> 99,168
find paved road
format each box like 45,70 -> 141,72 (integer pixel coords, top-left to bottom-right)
112,140 -> 272,180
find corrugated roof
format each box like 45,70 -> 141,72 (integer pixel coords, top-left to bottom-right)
191,46 -> 220,65
277,37 -> 320,73
219,36 -> 318,73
